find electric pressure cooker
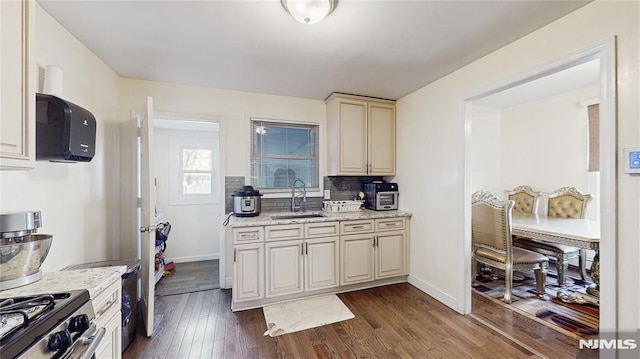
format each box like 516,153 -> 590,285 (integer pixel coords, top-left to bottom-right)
232,186 -> 263,217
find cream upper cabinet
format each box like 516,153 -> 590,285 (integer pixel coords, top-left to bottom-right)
0,0 -> 35,170
326,93 -> 396,176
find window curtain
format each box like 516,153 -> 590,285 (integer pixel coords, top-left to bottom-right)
587,104 -> 599,172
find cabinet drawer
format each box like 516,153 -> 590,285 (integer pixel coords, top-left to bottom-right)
305,221 -> 339,238
340,220 -> 374,234
233,226 -> 264,244
266,224 -> 304,241
375,217 -> 405,231
93,280 -> 121,320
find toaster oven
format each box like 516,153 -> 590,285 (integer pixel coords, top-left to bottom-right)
364,182 -> 399,211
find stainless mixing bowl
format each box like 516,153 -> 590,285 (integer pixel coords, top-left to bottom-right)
0,234 -> 53,282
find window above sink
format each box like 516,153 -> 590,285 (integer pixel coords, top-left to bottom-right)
249,118 -> 321,196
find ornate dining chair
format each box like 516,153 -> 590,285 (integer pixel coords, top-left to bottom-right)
472,190 -> 548,303
513,186 -> 592,286
503,185 -> 542,215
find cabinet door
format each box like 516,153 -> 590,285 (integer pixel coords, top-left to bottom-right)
341,234 -> 374,285
233,243 -> 264,303
265,240 -> 304,298
375,230 -> 406,279
338,99 -> 368,174
0,0 -> 35,169
305,237 -> 339,291
368,102 -> 396,175
95,305 -> 122,359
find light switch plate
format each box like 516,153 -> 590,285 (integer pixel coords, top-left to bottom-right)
624,148 -> 640,174
324,189 -> 331,199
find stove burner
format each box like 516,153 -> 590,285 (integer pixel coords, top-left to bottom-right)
0,294 -> 59,341
0,290 -> 90,359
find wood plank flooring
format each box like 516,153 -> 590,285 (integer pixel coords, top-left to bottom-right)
155,260 -> 219,297
124,283 -> 580,359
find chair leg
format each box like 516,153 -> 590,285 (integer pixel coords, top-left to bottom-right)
578,249 -> 587,280
534,267 -> 547,298
503,269 -> 513,304
556,254 -> 569,286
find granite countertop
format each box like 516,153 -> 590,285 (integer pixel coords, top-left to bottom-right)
227,209 -> 412,227
0,266 -> 126,299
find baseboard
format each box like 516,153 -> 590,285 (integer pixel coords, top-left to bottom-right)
407,274 -> 460,313
223,276 -> 233,289
166,254 -> 219,264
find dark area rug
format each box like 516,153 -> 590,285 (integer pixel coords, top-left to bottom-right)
155,259 -> 219,297
472,265 -> 599,338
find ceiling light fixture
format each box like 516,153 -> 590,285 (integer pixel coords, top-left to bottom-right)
281,0 -> 338,25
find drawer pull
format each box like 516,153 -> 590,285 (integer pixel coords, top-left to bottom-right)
240,233 -> 258,239
352,225 -> 364,230
386,222 -> 397,227
96,298 -> 117,317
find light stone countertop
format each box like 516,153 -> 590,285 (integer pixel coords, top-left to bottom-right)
227,209 -> 412,227
0,266 -> 126,299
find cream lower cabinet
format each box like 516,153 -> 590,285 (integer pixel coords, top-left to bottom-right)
340,218 -> 406,285
92,278 -> 122,359
232,218 -> 406,310
265,239 -> 304,297
265,222 -> 339,298
341,233 -> 375,285
375,230 -> 406,279
304,236 -> 339,291
233,242 -> 265,303
232,227 -> 265,303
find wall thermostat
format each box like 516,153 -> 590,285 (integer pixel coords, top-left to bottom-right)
624,148 -> 640,174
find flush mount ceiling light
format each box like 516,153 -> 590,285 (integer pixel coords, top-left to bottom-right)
281,0 -> 338,25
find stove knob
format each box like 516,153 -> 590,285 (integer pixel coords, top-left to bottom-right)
69,313 -> 90,333
47,330 -> 72,352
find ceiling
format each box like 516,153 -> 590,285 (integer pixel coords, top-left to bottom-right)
473,57 -> 600,109
37,0 -> 592,101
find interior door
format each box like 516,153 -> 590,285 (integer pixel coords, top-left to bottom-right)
137,96 -> 156,337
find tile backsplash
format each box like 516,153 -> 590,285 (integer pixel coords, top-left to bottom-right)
224,176 -> 385,213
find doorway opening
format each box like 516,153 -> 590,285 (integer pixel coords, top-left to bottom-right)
460,38 -> 617,335
152,117 -> 222,286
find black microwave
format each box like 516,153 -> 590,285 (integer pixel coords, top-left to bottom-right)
364,183 -> 399,211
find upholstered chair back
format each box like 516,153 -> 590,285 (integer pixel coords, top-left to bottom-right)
504,186 -> 541,214
546,187 -> 592,219
472,190 -> 513,252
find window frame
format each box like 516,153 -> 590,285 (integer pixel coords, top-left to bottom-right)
248,117 -> 323,197
168,134 -> 220,206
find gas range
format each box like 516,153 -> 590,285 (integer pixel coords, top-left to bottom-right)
0,290 -> 103,359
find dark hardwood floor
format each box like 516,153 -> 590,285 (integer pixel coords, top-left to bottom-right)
124,283 -> 579,359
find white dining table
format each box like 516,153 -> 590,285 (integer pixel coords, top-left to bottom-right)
511,213 -> 601,304
511,213 -> 600,250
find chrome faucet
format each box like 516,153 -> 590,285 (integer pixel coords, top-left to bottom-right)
291,178 -> 307,212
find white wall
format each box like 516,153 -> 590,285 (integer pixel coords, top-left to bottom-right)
153,127 -> 220,263
117,79 -> 326,277
501,87 -> 597,194
397,0 -> 639,330
471,86 -> 597,199
0,4 -> 121,271
471,106 -> 501,195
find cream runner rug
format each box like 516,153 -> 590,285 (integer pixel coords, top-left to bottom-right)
262,294 -> 354,337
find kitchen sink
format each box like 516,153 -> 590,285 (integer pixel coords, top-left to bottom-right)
270,213 -> 326,220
